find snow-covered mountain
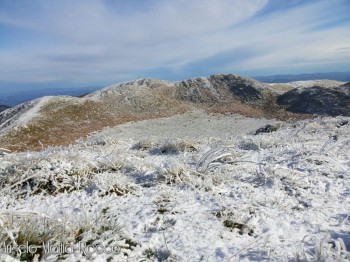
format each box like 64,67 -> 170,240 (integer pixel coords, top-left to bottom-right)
0,74 -> 281,152
0,74 -> 348,152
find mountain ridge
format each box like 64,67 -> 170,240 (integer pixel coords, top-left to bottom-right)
0,73 -> 346,152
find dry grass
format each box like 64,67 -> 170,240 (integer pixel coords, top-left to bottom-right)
206,95 -> 313,122
0,97 -> 189,152
207,101 -> 265,118
0,100 -> 116,152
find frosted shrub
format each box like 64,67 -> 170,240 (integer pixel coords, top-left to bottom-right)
132,139 -> 158,151
0,212 -> 72,261
133,139 -> 198,155
94,172 -> 137,196
158,160 -> 192,185
0,206 -> 125,261
0,116 -> 349,260
295,236 -> 350,261
196,145 -> 234,172
238,139 -> 259,151
179,140 -> 198,151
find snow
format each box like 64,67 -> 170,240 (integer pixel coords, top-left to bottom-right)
269,80 -> 345,89
93,109 -> 280,141
0,99 -> 40,132
0,116 -> 350,261
88,79 -> 175,100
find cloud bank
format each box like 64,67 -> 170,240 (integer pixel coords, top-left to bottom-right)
0,0 -> 350,87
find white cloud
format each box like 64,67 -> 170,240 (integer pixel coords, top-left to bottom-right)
0,0 -> 349,84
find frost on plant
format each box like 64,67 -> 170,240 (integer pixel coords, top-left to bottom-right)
0,116 -> 349,260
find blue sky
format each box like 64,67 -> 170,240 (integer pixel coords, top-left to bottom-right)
1,0 -> 350,90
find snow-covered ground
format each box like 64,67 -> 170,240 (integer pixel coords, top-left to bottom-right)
268,80 -> 345,90
0,115 -> 350,261
93,109 -> 280,141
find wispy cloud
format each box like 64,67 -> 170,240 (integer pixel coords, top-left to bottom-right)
0,0 -> 349,87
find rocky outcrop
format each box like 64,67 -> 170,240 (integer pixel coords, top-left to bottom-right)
277,85 -> 350,116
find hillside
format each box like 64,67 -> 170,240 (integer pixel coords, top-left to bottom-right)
1,74 -> 348,152
0,74 -> 303,152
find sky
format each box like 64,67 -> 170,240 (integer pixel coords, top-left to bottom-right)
1,0 -> 350,91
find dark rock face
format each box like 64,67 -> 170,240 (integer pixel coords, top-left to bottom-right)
0,105 -> 10,113
277,86 -> 350,116
210,74 -> 263,102
175,74 -> 273,104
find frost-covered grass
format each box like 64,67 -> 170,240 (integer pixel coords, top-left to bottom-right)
0,117 -> 350,261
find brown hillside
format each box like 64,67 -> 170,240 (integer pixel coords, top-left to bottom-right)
0,74 -> 311,152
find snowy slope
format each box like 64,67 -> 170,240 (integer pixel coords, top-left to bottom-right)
0,96 -> 82,133
0,116 -> 349,261
0,74 -> 284,152
277,80 -> 345,89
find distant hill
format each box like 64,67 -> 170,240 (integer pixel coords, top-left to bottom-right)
0,105 -> 10,112
255,71 -> 350,83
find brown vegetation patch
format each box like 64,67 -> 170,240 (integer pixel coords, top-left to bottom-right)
267,84 -> 294,92
207,95 -> 313,122
0,97 -> 189,152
